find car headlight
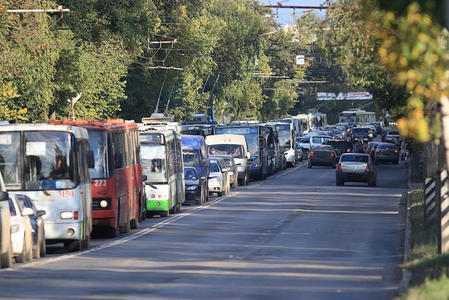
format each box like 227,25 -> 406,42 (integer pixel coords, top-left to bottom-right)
186,185 -> 198,191
11,224 -> 19,233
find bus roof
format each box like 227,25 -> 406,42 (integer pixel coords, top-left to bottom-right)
49,120 -> 127,132
0,123 -> 89,140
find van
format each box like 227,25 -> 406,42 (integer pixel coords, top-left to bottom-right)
205,134 -> 250,186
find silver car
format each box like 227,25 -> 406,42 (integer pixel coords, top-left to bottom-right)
336,153 -> 377,186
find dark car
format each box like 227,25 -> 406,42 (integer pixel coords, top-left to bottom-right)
184,167 -> 207,205
325,139 -> 352,159
372,122 -> 383,135
350,127 -> 372,142
336,153 -> 377,186
367,142 -> 380,159
375,143 -> 399,164
308,145 -> 337,168
385,130 -> 401,145
15,194 -> 46,259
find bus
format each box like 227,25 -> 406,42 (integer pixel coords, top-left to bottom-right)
215,125 -> 268,180
0,123 -> 93,251
339,109 -> 376,127
182,135 -> 209,202
139,129 -> 185,217
51,120 -> 145,237
268,122 -> 296,167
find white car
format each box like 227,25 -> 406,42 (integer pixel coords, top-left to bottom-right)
0,171 -> 12,268
208,160 -> 228,196
9,196 -> 34,263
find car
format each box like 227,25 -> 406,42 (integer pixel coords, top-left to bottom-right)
15,195 -> 46,259
336,153 -> 377,186
294,141 -> 304,162
308,145 -> 337,168
371,122 -> 383,135
221,156 -> 239,188
385,130 -> 401,145
350,126 -> 373,143
324,139 -> 352,160
0,171 -> 12,268
9,196 -> 34,263
374,143 -> 400,164
209,156 -> 231,194
367,142 -> 380,159
208,159 -> 229,197
309,135 -> 333,147
184,167 -> 207,205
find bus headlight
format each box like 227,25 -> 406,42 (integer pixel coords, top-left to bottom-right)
60,211 -> 74,219
100,200 -> 109,208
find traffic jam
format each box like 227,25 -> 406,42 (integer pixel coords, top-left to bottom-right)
0,108 -> 403,268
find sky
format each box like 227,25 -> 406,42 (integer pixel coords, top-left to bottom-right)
259,0 -> 327,25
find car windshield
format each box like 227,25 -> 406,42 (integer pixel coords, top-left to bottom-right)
341,155 -> 369,163
88,130 -> 110,179
141,144 -> 167,183
210,162 -> 220,173
298,137 -> 309,143
207,144 -> 243,158
216,126 -> 258,157
352,128 -> 370,134
326,141 -> 350,150
24,131 -> 76,190
183,150 -> 200,166
378,144 -> 397,150
184,168 -> 198,180
311,136 -> 331,144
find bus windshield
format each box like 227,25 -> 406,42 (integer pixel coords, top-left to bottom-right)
0,132 -> 21,189
276,124 -> 291,151
88,130 -> 109,179
183,150 -> 200,166
216,127 -> 258,157
141,143 -> 167,183
24,131 -> 76,190
207,144 -> 243,158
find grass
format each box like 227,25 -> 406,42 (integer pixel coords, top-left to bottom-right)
402,188 -> 449,299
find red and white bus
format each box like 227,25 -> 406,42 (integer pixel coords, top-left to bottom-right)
50,120 -> 145,236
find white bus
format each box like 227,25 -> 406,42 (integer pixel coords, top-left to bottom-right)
339,109 -> 376,127
0,124 -> 93,251
139,129 -> 185,217
268,122 -> 297,167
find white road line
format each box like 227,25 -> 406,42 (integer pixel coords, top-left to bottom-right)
2,192 -> 240,272
3,163 -> 300,272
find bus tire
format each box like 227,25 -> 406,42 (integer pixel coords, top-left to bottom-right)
64,240 -> 82,252
160,210 -> 169,218
119,220 -> 131,234
176,203 -> 182,213
130,216 -> 139,229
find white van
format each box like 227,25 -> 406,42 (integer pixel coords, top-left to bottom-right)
205,134 -> 250,186
0,171 -> 12,268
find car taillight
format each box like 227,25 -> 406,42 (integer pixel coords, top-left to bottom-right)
310,151 -> 314,157
365,164 -> 370,172
337,163 -> 342,171
376,149 -> 379,152
394,150 -> 398,153
330,153 -> 335,157
346,148 -> 351,152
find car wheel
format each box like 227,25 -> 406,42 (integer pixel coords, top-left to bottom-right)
308,162 -> 312,168
336,178 -> 344,186
0,244 -> 13,268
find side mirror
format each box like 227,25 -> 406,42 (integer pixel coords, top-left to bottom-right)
0,191 -> 8,201
87,150 -> 95,168
246,152 -> 251,160
201,176 -> 206,181
142,175 -> 148,182
36,210 -> 46,218
22,207 -> 34,216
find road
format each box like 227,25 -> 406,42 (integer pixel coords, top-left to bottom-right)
0,159 -> 408,300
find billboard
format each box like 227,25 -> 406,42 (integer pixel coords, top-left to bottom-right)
317,92 -> 373,101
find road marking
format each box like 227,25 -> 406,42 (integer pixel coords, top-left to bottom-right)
2,192 -> 240,272
3,162 -> 300,272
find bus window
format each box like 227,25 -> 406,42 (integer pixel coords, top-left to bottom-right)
88,130 -> 109,179
0,132 -> 21,189
24,131 -> 76,190
141,143 -> 167,183
113,131 -> 125,169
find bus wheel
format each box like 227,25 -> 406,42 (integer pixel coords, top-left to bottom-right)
130,216 -> 139,229
119,220 -> 131,233
176,203 -> 182,213
160,210 -> 169,217
64,240 -> 82,252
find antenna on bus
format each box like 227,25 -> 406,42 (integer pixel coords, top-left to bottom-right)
164,77 -> 177,116
154,69 -> 169,114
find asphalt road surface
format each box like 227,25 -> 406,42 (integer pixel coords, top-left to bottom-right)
0,159 -> 408,300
